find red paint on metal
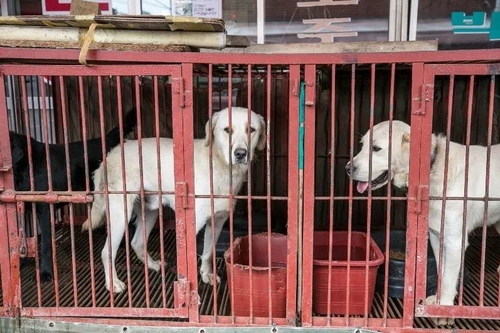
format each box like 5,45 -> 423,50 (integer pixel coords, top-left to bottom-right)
5,47 -> 500,66
0,48 -> 499,329
404,63 -> 425,327
178,63 -> 195,321
246,65 -> 255,323
206,64 -> 219,323
415,63 -> 500,321
0,71 -> 14,311
381,63 -> 396,326
300,65 -> 316,327
286,65 -> 299,324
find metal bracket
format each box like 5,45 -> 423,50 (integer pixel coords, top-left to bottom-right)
175,182 -> 189,209
409,184 -> 428,215
172,77 -> 186,107
413,83 -> 434,115
173,277 -> 190,309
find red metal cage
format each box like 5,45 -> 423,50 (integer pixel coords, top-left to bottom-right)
0,47 -> 499,333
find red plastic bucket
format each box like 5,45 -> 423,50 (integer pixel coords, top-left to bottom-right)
312,231 -> 384,315
224,233 -> 287,317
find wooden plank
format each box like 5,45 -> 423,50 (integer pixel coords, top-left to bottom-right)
70,0 -> 101,15
0,15 -> 225,32
201,40 -> 438,54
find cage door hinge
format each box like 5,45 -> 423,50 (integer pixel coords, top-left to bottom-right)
172,77 -> 191,108
409,184 -> 428,215
174,277 -> 191,309
16,202 -> 36,258
413,84 -> 434,115
172,77 -> 185,107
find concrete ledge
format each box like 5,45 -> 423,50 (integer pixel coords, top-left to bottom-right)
203,40 -> 438,54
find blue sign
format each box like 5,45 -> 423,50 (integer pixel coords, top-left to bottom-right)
451,11 -> 500,40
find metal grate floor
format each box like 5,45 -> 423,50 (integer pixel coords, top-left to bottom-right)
17,226 -> 500,330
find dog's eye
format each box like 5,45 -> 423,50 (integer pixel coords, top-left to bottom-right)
373,145 -> 382,152
224,127 -> 233,134
247,127 -> 256,133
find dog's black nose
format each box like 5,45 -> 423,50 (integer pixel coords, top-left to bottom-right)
345,162 -> 356,175
234,148 -> 248,160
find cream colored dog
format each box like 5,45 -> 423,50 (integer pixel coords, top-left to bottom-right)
346,120 -> 500,326
83,107 -> 266,293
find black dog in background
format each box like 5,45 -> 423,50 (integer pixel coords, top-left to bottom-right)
10,108 -> 137,282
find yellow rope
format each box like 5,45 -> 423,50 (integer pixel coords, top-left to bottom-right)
79,22 -> 100,66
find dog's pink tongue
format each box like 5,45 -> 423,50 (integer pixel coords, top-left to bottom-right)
357,182 -> 369,193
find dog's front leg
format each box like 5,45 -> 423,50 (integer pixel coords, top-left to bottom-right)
131,208 -> 161,272
37,203 -> 54,283
199,212 -> 226,285
428,229 -> 440,272
426,224 -> 466,326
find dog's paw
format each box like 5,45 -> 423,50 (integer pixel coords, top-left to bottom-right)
425,295 -> 437,305
107,277 -> 126,293
426,295 -> 455,326
431,317 -> 455,327
201,272 -> 221,285
148,259 -> 162,273
393,173 -> 409,189
40,271 -> 53,283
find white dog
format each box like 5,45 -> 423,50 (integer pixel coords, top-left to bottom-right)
82,107 -> 266,293
346,120 -> 500,326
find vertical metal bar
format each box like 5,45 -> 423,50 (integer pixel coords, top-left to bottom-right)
99,75 -> 115,307
388,0 -> 397,41
79,76 -> 97,308
265,64 -> 273,324
345,64 -> 356,322
207,64 -> 218,321
246,64 -> 254,323
408,0 -> 419,41
134,76 -> 151,308
404,62 -> 426,327
382,63 -> 396,325
436,75 -> 455,307
457,75 -> 474,306
226,64 -> 235,324
39,75 -> 60,306
326,64 -> 337,323
286,65 -> 299,323
179,63 -> 197,321
19,75 -> 42,305
301,64 -> 316,326
364,63 -> 377,322
153,75 -> 167,309
0,73 -> 18,311
57,76 -> 79,307
257,0 -> 265,44
115,77 -> 133,307
480,74 -> 495,307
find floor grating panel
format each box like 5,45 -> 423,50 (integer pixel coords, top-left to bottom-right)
15,226 -> 500,329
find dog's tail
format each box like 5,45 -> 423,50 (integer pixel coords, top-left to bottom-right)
104,107 -> 137,152
81,165 -> 106,231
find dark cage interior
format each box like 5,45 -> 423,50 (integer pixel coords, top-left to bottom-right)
2,63 -> 500,329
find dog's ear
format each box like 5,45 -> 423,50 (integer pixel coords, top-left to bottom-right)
204,111 -> 220,147
401,132 -> 410,146
257,115 -> 266,151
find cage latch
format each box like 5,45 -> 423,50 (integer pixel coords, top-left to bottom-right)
174,277 -> 191,309
409,184 -> 428,215
176,182 -> 189,209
